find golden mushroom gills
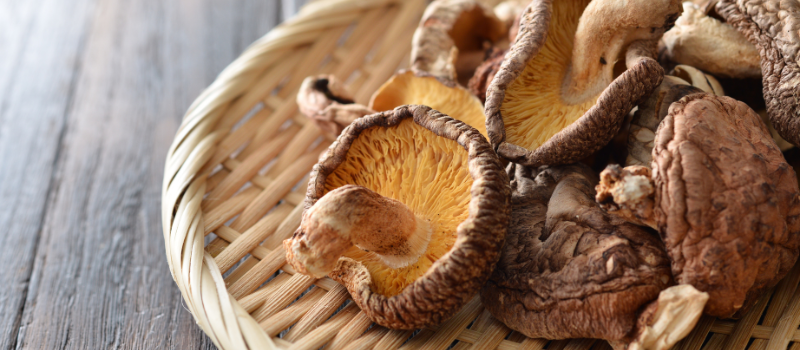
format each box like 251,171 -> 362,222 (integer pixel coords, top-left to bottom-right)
501,0 -> 680,151
288,185 -> 432,278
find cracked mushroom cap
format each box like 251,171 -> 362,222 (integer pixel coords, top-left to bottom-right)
369,70 -> 487,137
598,93 -> 800,318
284,105 -> 510,329
717,0 -> 800,147
484,0 -> 681,167
411,0 -> 507,84
661,1 -> 761,79
481,163 -> 676,342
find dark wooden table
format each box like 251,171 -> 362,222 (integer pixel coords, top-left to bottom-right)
0,0 -> 304,348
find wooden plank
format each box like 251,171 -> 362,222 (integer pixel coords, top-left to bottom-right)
0,0 -> 95,348
7,0 -> 291,349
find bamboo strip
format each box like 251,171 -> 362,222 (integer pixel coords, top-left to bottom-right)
263,123 -> 323,178
419,297 -> 483,350
751,262 -> 800,350
564,339 -> 596,350
400,329 -> 436,350
238,272 -> 292,313
202,126 -> 298,210
214,203 -> 293,273
375,330 -> 414,350
340,327 -> 389,350
284,284 -> 351,341
548,340 -> 570,350
327,311 -> 374,350
466,317 -> 510,350
227,247 -> 286,299
332,7 -> 397,78
287,303 -> 360,350
260,286 -> 327,337
700,333 -> 726,350
353,28 -> 415,103
253,273 -> 316,322
203,186 -> 261,235
231,145 -> 324,232
223,251 -> 261,286
674,315 -> 715,350
517,338 -> 548,350
766,287 -> 800,350
720,290 -> 772,350
200,107 -> 272,185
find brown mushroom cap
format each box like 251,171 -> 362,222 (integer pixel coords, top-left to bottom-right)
717,0 -> 800,147
411,0 -> 507,84
661,2 -> 761,79
286,105 -> 510,329
600,93 -> 800,318
485,0 -> 680,167
369,70 -> 487,137
481,163 -> 673,341
467,47 -> 506,103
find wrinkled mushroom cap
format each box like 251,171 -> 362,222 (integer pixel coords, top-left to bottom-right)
369,70 -> 487,137
299,105 -> 510,329
661,2 -> 761,78
484,0 -> 676,167
717,0 -> 800,147
652,94 -> 800,318
482,163 -> 672,341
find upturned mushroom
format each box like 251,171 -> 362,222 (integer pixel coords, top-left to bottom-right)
661,1 -> 761,79
369,70 -> 487,136
484,0 -> 682,167
284,105 -> 510,329
717,0 -> 800,147
597,94 -> 800,318
411,0 -> 507,85
297,75 -> 375,139
482,163 -> 707,349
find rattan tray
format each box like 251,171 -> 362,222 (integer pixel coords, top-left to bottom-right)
161,0 -> 800,349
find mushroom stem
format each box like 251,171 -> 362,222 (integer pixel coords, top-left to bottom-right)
286,185 -> 432,278
563,0 -> 681,103
595,165 -> 658,229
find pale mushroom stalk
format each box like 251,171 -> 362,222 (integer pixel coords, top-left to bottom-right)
286,185 -> 432,279
565,0 -> 680,104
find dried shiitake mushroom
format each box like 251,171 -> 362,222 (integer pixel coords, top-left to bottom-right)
597,94 -> 800,318
483,163 -> 706,349
626,75 -> 705,167
468,47 -> 506,102
670,65 -> 724,95
284,105 -> 510,329
717,0 -> 800,147
661,2 -> 761,79
411,0 -> 507,84
369,70 -> 487,136
297,75 -> 374,139
485,0 -> 682,167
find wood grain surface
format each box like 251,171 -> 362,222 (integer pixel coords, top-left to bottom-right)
0,0 -> 304,348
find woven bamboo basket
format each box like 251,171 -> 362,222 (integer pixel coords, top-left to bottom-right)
161,0 -> 800,349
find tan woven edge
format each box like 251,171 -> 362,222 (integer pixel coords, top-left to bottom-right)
161,1 -> 409,349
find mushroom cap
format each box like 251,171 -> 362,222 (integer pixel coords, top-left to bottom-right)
411,0 -> 507,83
717,0 -> 800,147
653,93 -> 800,318
304,105 -> 510,329
484,0 -> 670,167
481,163 -> 672,341
369,70 -> 487,137
468,47 -> 506,103
661,2 -> 761,79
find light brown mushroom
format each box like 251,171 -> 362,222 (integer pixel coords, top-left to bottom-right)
369,70 -> 487,136
284,105 -> 510,329
297,75 -> 374,139
482,163 -> 706,349
661,1 -> 761,79
485,0 -> 682,167
717,0 -> 800,147
411,0 -> 507,85
597,93 -> 800,318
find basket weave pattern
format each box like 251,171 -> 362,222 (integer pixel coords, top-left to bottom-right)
161,0 -> 800,349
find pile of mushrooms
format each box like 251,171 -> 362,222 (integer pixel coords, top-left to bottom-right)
280,0 -> 800,348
